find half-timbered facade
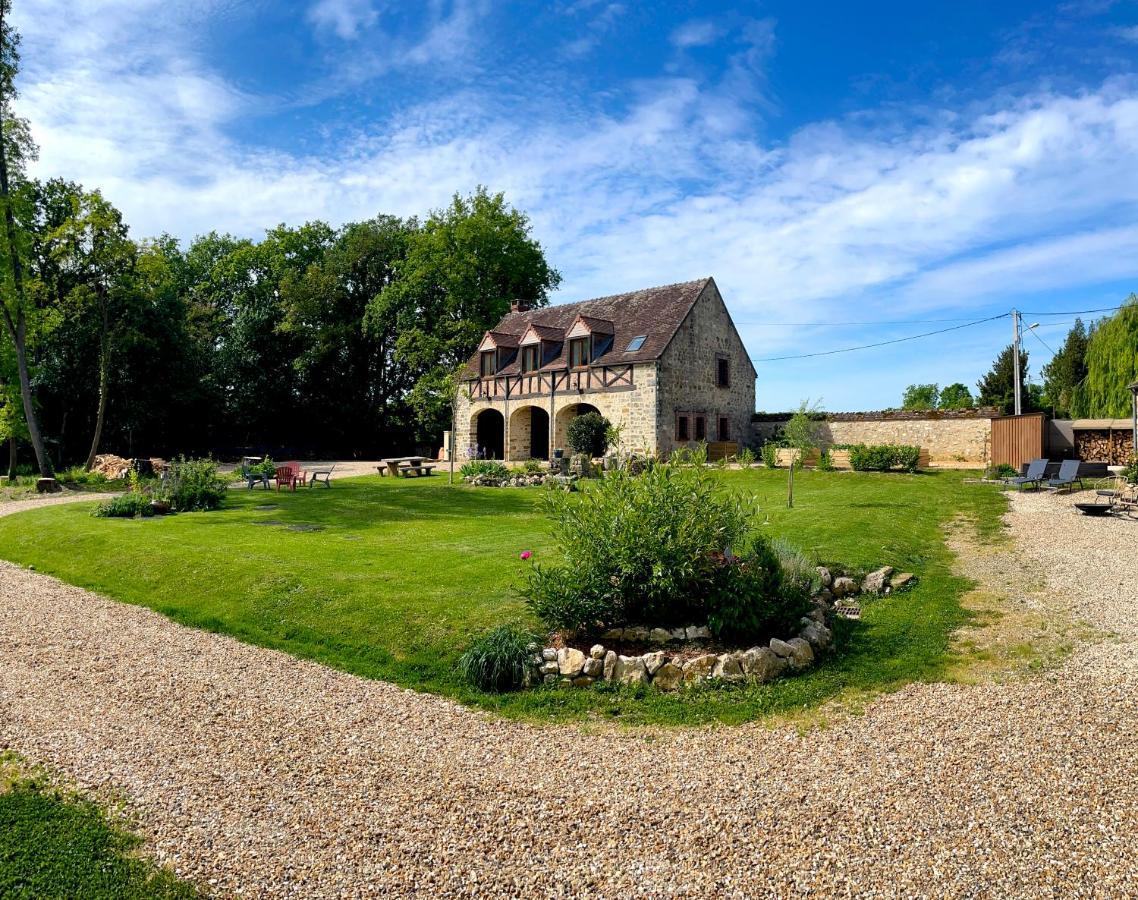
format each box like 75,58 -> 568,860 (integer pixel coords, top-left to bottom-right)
454,277 -> 756,460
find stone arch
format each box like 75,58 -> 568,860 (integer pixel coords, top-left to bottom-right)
509,405 -> 551,461
472,408 -> 505,460
554,402 -> 602,453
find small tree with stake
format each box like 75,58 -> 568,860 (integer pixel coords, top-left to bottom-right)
782,400 -> 824,508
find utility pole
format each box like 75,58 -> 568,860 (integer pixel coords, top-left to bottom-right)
1012,308 -> 1022,416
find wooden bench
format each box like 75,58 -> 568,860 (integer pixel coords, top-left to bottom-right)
398,463 -> 436,478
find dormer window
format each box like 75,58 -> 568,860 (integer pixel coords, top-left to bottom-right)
480,350 -> 497,377
569,337 -> 590,368
521,345 -> 540,372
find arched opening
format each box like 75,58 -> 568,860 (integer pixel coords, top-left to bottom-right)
508,405 -> 551,460
554,402 -> 602,452
473,409 -> 505,460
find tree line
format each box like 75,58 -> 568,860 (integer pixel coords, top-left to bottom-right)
901,296 -> 1138,417
0,3 -> 559,478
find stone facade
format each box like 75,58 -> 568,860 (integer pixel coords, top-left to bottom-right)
752,409 -> 996,467
454,279 -> 756,461
655,282 -> 756,458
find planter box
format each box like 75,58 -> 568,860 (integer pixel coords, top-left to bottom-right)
776,448 -> 820,467
829,450 -> 852,469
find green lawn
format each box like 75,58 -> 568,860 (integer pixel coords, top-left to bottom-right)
0,469 -> 1007,726
0,755 -> 198,899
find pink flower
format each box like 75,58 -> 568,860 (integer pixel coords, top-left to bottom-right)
520,550 -> 533,561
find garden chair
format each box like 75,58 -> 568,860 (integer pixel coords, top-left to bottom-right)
308,463 -> 336,488
1005,458 -> 1048,491
1046,459 -> 1084,493
275,463 -> 306,492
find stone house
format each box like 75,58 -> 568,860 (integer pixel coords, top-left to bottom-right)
453,277 -> 756,461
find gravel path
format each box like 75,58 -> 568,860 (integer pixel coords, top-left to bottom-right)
0,490 -> 119,517
2,491 -> 1137,897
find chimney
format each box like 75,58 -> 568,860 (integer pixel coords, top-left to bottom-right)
510,298 -> 533,314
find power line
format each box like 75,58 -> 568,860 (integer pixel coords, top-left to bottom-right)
1020,304 -> 1126,316
750,312 -> 1009,363
1026,326 -> 1057,357
735,315 -> 987,326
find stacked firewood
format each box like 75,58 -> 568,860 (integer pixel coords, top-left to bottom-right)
1075,430 -> 1134,464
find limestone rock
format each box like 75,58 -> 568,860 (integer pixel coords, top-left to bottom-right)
589,644 -> 606,659
613,655 -> 648,685
557,647 -> 586,677
712,653 -> 745,682
832,576 -> 857,597
540,661 -> 559,676
799,621 -> 832,652
861,566 -> 895,595
816,566 -> 832,588
648,627 -> 672,644
624,626 -> 649,642
653,662 -> 684,691
601,627 -> 624,641
769,638 -> 795,658
742,647 -> 783,682
786,637 -> 815,670
891,572 -> 915,591
685,625 -> 711,641
682,654 -> 718,685
603,650 -> 617,680
642,651 -> 667,676
669,627 -> 687,641
543,674 -> 559,685
542,648 -> 558,662
582,657 -> 604,678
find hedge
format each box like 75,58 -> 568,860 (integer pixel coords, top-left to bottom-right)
848,443 -> 921,473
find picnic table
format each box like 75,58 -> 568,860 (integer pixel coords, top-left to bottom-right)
378,457 -> 437,478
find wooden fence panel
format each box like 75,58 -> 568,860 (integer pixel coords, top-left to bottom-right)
991,413 -> 1046,469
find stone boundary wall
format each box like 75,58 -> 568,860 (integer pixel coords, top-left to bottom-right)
752,410 -> 997,467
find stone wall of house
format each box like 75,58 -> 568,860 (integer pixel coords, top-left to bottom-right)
454,363 -> 660,460
655,283 -> 757,457
752,409 -> 996,466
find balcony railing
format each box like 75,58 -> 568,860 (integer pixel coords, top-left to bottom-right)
465,365 -> 634,401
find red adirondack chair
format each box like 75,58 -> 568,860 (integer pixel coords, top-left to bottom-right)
275,462 -> 306,492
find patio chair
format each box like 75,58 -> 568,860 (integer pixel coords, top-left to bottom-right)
308,463 -> 336,488
1046,459 -> 1084,493
275,463 -> 306,492
1005,458 -> 1048,491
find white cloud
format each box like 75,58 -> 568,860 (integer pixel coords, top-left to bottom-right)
11,1 -> 1138,409
308,0 -> 379,40
1114,24 -> 1138,42
671,19 -> 722,49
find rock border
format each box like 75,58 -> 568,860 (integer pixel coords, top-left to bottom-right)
530,565 -> 915,691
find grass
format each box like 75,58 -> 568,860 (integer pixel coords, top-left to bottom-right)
0,754 -> 198,899
0,469 -> 1008,727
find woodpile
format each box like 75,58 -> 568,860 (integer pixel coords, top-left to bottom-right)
1075,430 -> 1134,464
91,454 -> 169,479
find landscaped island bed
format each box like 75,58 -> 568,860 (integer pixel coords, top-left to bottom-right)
0,469 -> 1005,725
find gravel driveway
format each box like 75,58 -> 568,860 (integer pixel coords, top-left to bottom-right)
1,490 -> 1136,897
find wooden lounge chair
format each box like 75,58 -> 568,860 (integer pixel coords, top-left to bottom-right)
1046,459 -> 1084,493
308,463 -> 336,488
1005,458 -> 1048,491
275,462 -> 306,492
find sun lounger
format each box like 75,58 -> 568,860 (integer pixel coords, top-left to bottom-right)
1005,458 -> 1047,491
1046,459 -> 1084,493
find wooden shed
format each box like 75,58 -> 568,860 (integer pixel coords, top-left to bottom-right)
990,413 -> 1047,469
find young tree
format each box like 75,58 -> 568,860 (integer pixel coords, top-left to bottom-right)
1071,296 -> 1138,418
938,382 -> 974,409
1041,319 -> 1089,418
901,383 -> 939,411
368,187 -> 561,441
977,345 -> 1032,415
782,400 -> 823,508
0,2 -> 51,475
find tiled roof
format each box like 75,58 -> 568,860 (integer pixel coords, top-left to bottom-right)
466,278 -> 712,377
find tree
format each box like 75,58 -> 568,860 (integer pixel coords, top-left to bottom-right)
977,345 -> 1033,415
938,382 -> 974,410
1071,297 -> 1138,418
1041,319 -> 1089,418
902,383 -> 939,411
0,2 -> 51,475
368,187 -> 560,441
566,412 -> 611,457
44,188 -> 138,468
782,400 -> 823,508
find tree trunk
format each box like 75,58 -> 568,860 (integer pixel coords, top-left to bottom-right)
84,328 -> 111,470
6,434 -> 14,480
0,6 -> 52,478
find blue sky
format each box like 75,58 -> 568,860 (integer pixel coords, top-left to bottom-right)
14,0 -> 1138,410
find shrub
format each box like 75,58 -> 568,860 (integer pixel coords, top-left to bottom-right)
1122,457 -> 1138,485
669,444 -> 707,467
93,494 -> 155,519
987,463 -> 1018,480
522,458 -> 545,475
457,624 -> 537,692
849,443 -> 921,473
57,465 -> 108,486
770,538 -> 820,601
817,450 -> 835,472
525,464 -> 766,632
737,447 -> 755,469
760,442 -> 779,468
460,460 -> 511,480
566,412 -> 611,457
164,457 -> 228,511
